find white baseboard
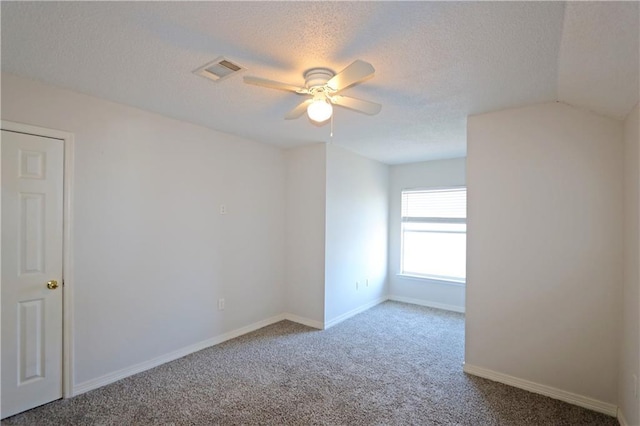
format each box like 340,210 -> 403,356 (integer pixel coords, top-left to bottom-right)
617,407 -> 629,426
388,295 -> 465,313
463,363 -> 617,417
324,297 -> 387,329
73,313 -> 286,396
283,313 -> 324,330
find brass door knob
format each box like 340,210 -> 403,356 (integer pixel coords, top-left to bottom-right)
47,280 -> 59,290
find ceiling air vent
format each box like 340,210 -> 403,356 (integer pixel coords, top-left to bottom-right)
194,57 -> 245,83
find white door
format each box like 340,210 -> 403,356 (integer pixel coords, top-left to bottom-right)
1,130 -> 64,419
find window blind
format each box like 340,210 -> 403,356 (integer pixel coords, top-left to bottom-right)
401,188 -> 467,220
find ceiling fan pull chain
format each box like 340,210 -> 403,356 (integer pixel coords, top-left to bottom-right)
330,113 -> 334,140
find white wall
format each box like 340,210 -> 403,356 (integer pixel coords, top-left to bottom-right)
284,144 -> 326,326
325,144 -> 388,325
620,103 -> 640,425
466,102 -> 623,405
1,73 -> 286,387
388,158 -> 466,312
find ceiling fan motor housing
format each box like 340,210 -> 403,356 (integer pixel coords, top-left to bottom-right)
304,68 -> 335,90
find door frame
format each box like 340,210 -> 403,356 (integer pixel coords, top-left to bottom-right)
1,120 -> 75,399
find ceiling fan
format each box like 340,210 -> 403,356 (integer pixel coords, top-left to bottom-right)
243,60 -> 381,124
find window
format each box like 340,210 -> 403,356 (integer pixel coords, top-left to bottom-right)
400,187 -> 467,282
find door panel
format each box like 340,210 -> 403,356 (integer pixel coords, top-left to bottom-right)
19,299 -> 45,384
1,130 -> 64,419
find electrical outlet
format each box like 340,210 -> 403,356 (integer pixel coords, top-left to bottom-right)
356,281 -> 359,290
220,204 -> 227,215
218,298 -> 225,311
366,279 -> 369,287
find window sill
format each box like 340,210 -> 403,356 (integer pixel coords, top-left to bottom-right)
397,274 -> 466,286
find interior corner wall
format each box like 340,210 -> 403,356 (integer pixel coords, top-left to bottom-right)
284,144 -> 326,325
324,144 -> 389,324
388,158 -> 466,312
1,73 -> 287,388
620,102 -> 640,426
466,102 -> 623,404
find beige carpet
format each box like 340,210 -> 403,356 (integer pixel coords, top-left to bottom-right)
2,301 -> 617,425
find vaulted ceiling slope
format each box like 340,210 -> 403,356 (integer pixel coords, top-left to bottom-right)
1,2 -> 638,164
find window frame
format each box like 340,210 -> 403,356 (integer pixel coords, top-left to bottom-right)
399,186 -> 467,284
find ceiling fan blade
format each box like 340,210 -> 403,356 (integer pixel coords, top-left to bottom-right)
285,99 -> 313,120
243,76 -> 308,94
326,60 -> 375,92
331,95 -> 382,115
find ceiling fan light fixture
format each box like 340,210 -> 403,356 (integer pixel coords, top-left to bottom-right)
307,99 -> 333,123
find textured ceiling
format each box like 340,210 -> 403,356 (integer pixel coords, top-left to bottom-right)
1,2 -> 638,165
558,2 -> 639,119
